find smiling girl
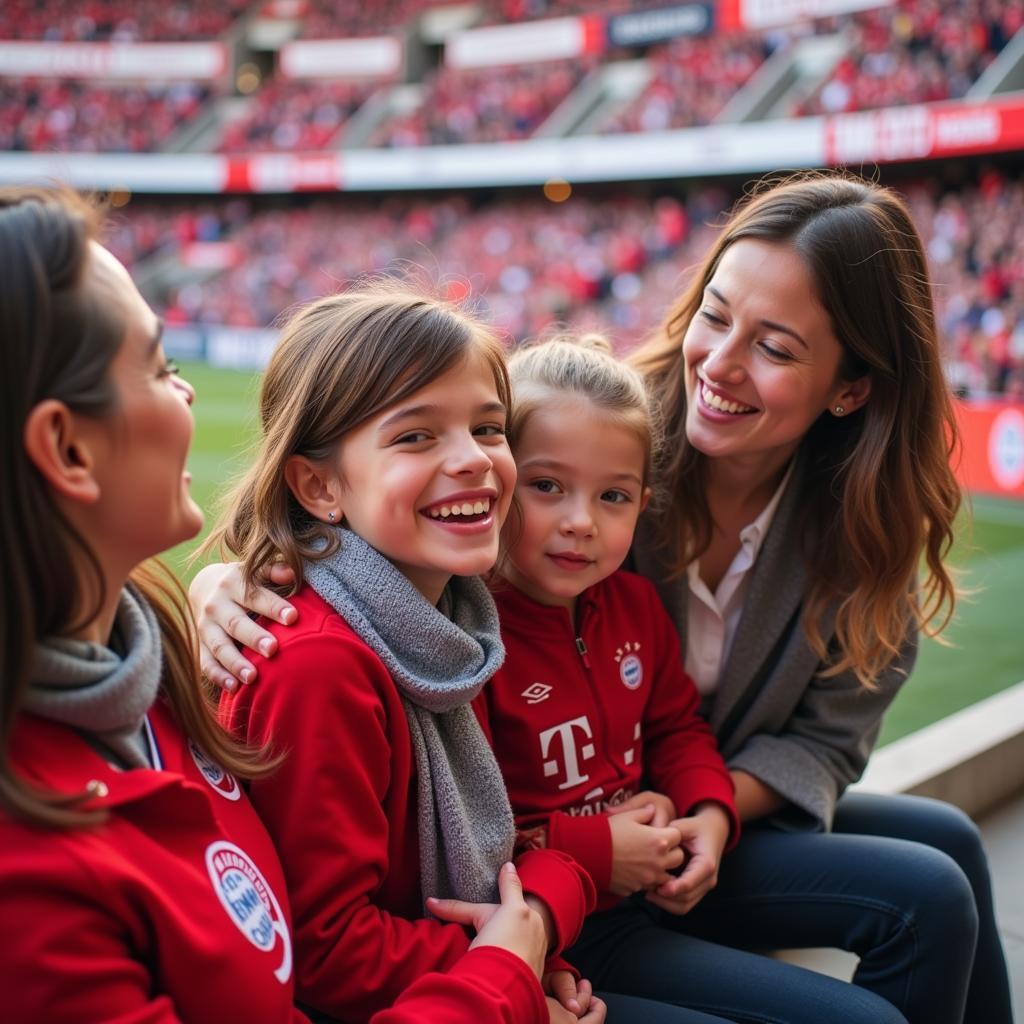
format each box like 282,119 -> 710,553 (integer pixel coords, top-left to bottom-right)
205,283 -> 598,1024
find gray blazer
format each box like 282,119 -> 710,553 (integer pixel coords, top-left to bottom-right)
632,463 -> 917,831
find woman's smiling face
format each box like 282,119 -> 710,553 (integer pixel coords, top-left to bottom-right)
682,238 -> 865,470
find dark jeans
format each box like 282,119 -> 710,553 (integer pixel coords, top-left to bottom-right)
570,792 -> 1011,1024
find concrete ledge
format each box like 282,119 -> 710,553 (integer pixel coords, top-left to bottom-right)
852,680 -> 1024,818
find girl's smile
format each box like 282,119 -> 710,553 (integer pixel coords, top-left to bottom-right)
332,350 -> 516,603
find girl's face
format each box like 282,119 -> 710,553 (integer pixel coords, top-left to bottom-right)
78,243 -> 202,568
682,239 -> 865,473
502,395 -> 649,612
334,349 -> 516,604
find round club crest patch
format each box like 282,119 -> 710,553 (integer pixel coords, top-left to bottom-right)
619,653 -> 643,690
190,740 -> 241,801
205,840 -> 293,983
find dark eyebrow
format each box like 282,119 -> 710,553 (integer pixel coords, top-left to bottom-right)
706,286 -> 808,350
378,400 -> 507,432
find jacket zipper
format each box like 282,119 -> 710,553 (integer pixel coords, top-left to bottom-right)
575,635 -> 591,668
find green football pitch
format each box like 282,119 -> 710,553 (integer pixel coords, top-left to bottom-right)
168,360 -> 1024,746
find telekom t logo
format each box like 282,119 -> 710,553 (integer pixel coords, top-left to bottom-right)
540,716 -> 595,790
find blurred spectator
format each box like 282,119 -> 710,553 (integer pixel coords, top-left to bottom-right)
0,79 -> 211,152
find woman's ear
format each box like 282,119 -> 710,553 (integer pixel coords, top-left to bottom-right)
23,399 -> 101,504
284,454 -> 343,524
830,375 -> 871,417
639,486 -> 653,513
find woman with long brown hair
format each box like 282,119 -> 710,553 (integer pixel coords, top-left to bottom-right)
191,171 -> 1009,1024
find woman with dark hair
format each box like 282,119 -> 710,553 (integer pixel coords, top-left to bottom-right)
191,171 -> 1010,1024
0,187 -> 563,1024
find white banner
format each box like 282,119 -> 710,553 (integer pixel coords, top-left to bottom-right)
733,0 -> 892,30
1,93 -> 1021,192
280,37 -> 402,79
0,41 -> 227,80
446,17 -> 594,69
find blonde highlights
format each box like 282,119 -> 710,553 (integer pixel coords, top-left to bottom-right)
203,279 -> 510,591
631,171 -> 960,689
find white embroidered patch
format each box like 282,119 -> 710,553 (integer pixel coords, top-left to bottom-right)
205,840 -> 293,984
190,740 -> 241,801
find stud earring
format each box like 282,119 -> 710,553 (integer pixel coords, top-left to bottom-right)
327,511 -> 336,522
834,405 -> 846,416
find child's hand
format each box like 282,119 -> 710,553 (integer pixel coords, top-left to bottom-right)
544,973 -> 595,1017
608,805 -> 683,896
546,995 -> 607,1023
188,561 -> 297,691
645,802 -> 731,916
606,790 -> 677,828
427,862 -> 547,980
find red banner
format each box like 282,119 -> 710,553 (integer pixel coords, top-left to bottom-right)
955,400 -> 1024,499
826,96 -> 1024,166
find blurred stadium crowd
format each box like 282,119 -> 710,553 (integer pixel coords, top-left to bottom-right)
103,168 -> 1024,399
2,0 -> 1021,151
2,0 -> 1022,396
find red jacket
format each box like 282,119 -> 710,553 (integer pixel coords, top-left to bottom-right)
475,571 -> 739,908
221,585 -> 594,1023
0,700 -> 306,1024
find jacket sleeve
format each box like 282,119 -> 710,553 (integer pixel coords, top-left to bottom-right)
727,622 -> 918,832
472,692 -> 597,947
233,630 -> 472,1021
0,841 -> 184,1024
369,947 -> 547,1024
644,593 -> 740,847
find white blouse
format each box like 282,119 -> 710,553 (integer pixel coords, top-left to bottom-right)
685,462 -> 794,694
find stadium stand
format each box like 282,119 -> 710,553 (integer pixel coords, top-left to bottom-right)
372,59 -> 595,146
3,0 -> 1023,153
797,0 -> 1024,115
217,76 -> 378,151
101,166 -> 1022,397
0,0 -> 250,41
0,79 -> 213,152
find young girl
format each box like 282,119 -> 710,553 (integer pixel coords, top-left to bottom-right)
480,335 -> 739,910
206,283 -> 600,1023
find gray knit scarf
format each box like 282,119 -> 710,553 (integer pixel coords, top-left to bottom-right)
24,584 -> 163,769
304,529 -> 514,906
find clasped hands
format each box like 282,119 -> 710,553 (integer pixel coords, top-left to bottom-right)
607,791 -> 731,916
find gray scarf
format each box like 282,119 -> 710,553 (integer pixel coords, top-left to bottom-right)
304,529 -> 514,906
25,584 -> 163,769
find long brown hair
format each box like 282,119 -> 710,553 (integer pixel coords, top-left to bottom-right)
631,171 -> 960,688
203,278 -> 511,589
0,187 -> 273,828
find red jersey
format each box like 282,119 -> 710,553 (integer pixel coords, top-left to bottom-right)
0,700 -> 306,1024
475,571 -> 739,908
221,585 -> 594,1022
